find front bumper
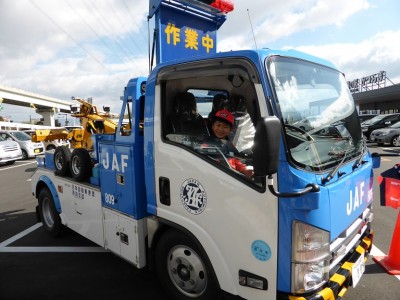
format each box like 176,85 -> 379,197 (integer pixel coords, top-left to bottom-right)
370,134 -> 389,144
278,230 -> 373,300
28,147 -> 45,157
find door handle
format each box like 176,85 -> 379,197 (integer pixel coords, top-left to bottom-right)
159,177 -> 171,206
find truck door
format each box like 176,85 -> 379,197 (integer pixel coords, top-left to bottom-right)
150,59 -> 279,299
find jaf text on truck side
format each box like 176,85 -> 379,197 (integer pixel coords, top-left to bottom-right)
31,1 -> 381,299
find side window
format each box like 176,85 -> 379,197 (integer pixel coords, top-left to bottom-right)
119,100 -> 133,137
187,89 -> 228,119
164,90 -> 256,180
386,115 -> 398,124
161,60 -> 262,181
166,91 -> 209,136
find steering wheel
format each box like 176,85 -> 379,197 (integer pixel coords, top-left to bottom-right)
210,147 -> 234,170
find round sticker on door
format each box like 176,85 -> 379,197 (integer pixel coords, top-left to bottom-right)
180,179 -> 207,215
251,240 -> 272,262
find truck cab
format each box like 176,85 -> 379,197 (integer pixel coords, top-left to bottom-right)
119,48 -> 376,299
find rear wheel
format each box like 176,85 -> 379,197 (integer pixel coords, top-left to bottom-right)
69,148 -> 92,182
54,146 -> 71,176
391,135 -> 400,147
38,188 -> 62,237
155,229 -> 222,300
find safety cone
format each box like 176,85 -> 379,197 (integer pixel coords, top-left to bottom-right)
373,210 -> 400,275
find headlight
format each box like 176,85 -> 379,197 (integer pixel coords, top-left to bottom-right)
291,221 -> 330,293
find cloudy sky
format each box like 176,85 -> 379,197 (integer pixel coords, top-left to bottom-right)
0,0 -> 399,123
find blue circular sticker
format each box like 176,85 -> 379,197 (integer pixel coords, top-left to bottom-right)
251,240 -> 272,262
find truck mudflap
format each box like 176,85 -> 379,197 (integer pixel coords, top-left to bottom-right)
278,231 -> 373,300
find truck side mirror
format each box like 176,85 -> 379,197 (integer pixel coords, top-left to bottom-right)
253,116 -> 281,176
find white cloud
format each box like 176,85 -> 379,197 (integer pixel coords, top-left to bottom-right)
294,30 -> 400,83
218,0 -> 370,48
0,0 -> 398,123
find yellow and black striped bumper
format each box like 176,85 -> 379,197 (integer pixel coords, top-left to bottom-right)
279,230 -> 374,300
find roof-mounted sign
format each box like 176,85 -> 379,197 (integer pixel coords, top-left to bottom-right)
149,0 -> 234,64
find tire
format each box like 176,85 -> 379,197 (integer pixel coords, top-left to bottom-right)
391,135 -> 400,147
38,188 -> 63,237
21,149 -> 28,160
54,146 -> 71,176
154,229 -> 222,300
69,148 -> 92,182
5,160 -> 16,165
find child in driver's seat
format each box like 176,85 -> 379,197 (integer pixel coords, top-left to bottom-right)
204,110 -> 253,178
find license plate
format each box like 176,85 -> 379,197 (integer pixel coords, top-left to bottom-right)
34,149 -> 40,153
352,253 -> 365,287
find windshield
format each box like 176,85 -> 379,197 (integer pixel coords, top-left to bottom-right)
362,114 -> 385,125
389,122 -> 400,128
267,56 -> 363,172
10,131 -> 32,141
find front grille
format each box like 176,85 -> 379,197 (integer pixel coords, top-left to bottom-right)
329,206 -> 372,271
1,144 -> 19,152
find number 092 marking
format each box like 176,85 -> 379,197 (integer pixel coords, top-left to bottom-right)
104,193 -> 115,205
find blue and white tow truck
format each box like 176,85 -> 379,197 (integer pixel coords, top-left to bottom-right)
31,1 -> 380,299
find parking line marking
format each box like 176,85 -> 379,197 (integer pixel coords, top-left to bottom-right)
370,245 -> 400,280
0,223 -> 42,248
0,161 -> 37,172
0,246 -> 106,253
0,223 -> 105,253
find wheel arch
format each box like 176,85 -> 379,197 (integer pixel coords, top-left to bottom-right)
148,218 -> 235,295
35,175 -> 61,213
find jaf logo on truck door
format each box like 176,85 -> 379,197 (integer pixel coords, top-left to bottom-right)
180,179 -> 207,215
102,152 -> 128,173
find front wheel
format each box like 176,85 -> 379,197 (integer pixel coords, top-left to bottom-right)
391,135 -> 400,147
155,229 -> 222,300
21,149 -> 28,160
38,188 -> 63,237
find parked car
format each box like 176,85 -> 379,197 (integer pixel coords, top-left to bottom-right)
0,130 -> 44,159
0,135 -> 23,165
292,116 -> 321,131
361,113 -> 400,140
370,121 -> 400,146
23,129 -> 70,151
358,113 -> 377,124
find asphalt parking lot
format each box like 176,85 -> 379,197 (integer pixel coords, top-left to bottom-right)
1,147 -> 400,299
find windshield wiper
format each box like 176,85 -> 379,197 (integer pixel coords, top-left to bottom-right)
322,148 -> 350,184
284,124 -> 314,141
